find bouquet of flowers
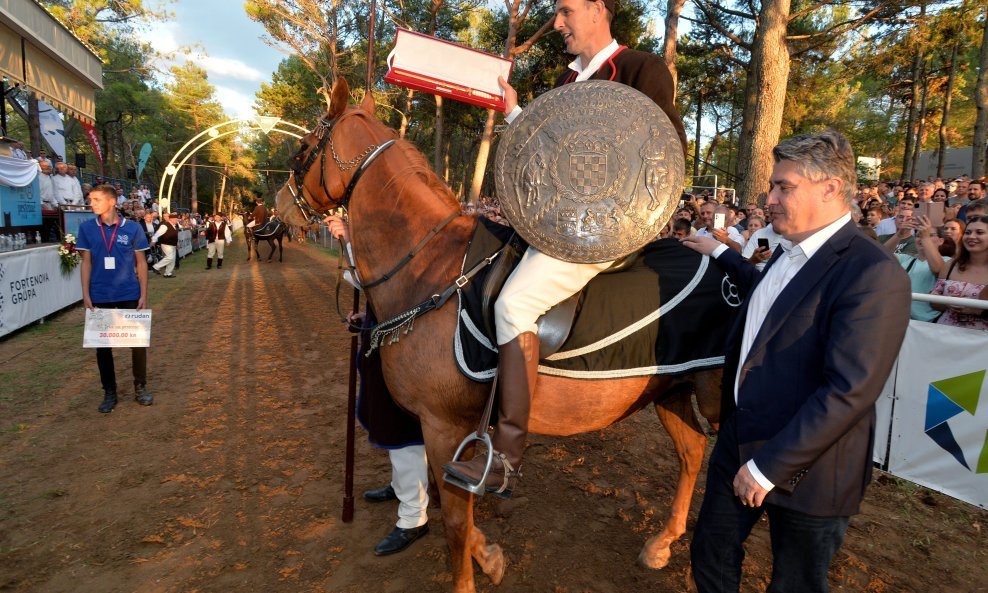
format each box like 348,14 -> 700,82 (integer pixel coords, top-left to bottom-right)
58,233 -> 81,274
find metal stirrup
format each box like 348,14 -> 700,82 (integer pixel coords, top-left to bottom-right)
443,375 -> 500,496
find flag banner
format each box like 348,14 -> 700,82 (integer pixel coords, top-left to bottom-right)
38,101 -> 65,163
78,119 -> 104,173
137,143 -> 152,180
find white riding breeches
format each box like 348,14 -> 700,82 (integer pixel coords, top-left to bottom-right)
390,445 -> 429,529
207,241 -> 225,259
494,246 -> 613,345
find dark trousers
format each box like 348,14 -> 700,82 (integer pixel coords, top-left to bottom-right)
93,300 -> 147,391
691,416 -> 849,593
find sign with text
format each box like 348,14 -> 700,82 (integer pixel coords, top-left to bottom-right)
0,246 -> 82,338
0,180 -> 42,227
83,308 -> 152,348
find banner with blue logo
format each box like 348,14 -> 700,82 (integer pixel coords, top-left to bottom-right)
878,321 -> 988,509
0,178 -> 42,227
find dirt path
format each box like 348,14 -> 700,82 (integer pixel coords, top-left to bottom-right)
0,238 -> 985,593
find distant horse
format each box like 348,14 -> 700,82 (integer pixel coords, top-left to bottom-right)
245,219 -> 287,262
277,78 -> 723,593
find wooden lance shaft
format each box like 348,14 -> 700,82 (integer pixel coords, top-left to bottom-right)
342,0 -> 377,525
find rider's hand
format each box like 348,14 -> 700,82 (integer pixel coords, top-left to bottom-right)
498,76 -> 518,113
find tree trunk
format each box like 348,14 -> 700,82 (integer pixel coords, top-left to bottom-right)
973,7 -> 988,179
27,94 -> 41,157
902,1 -> 926,181
190,154 -> 198,213
663,0 -> 686,97
693,90 -> 703,178
911,59 -> 930,181
699,132 -> 722,179
398,88 -> 413,139
433,95 -> 444,173
936,42 -> 959,179
734,0 -> 791,208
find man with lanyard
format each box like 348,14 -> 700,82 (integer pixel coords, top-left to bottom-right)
150,211 -> 180,277
444,0 -> 686,497
205,213 -> 232,269
76,185 -> 152,413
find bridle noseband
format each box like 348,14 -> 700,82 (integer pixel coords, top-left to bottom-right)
286,112 -> 396,224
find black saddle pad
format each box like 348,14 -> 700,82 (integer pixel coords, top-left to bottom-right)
253,220 -> 284,237
454,235 -> 739,382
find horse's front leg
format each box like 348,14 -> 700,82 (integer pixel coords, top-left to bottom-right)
278,237 -> 283,262
639,387 -> 708,570
422,419 -> 505,593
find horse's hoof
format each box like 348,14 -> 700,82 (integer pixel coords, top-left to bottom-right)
637,543 -> 671,570
484,544 -> 505,586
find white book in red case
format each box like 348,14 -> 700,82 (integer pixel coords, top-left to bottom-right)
385,28 -> 514,112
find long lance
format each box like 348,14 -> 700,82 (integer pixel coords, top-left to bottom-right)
342,0 -> 378,525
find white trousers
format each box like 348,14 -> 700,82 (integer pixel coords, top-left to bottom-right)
206,240 -> 225,259
390,445 -> 429,529
154,244 -> 176,275
494,246 -> 613,345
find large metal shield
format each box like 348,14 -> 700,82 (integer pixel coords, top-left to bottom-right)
494,80 -> 685,263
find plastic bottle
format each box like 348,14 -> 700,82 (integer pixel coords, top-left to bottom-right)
35,231 -> 42,245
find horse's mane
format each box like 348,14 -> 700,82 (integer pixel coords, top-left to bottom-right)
352,108 -> 460,208
391,137 -> 461,208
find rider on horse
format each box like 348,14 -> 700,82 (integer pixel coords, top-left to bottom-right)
443,0 -> 687,498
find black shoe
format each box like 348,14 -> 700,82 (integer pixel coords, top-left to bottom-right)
373,524 -> 429,556
135,383 -> 153,406
363,485 -> 397,503
151,267 -> 162,276
217,259 -> 223,269
98,389 -> 117,414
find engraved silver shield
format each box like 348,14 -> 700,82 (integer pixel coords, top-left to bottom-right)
494,80 -> 685,263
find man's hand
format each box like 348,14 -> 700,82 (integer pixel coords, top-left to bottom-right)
680,234 -> 722,256
498,76 -> 518,113
711,228 -> 730,244
83,296 -> 94,310
323,214 -> 349,242
137,296 -> 146,309
733,464 -> 769,507
749,246 -> 772,264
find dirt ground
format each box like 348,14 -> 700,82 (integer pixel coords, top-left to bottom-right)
0,238 -> 985,593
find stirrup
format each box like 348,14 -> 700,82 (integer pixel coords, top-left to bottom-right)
443,431 -> 495,496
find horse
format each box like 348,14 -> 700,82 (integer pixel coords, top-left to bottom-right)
276,78 -> 722,593
245,219 -> 287,262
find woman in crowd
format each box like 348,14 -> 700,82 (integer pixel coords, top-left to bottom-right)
932,187 -> 949,202
931,216 -> 988,330
742,215 -> 765,242
941,218 -> 965,246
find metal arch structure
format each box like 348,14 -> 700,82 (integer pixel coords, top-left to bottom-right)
157,116 -> 310,213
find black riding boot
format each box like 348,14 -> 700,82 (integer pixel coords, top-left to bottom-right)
98,388 -> 118,414
217,258 -> 223,269
135,381 -> 153,406
206,257 -> 212,270
443,332 -> 538,498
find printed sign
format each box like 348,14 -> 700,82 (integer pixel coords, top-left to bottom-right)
83,308 -> 152,348
0,180 -> 42,227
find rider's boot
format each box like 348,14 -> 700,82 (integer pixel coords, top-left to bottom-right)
443,331 -> 538,499
205,257 -> 212,270
217,258 -> 223,269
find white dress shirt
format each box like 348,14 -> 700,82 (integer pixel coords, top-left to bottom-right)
504,40 -> 620,125
52,174 -> 77,205
715,212 -> 852,491
38,174 -> 57,209
696,225 -> 746,250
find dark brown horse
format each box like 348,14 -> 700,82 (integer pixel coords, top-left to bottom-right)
245,219 -> 287,262
277,78 -> 721,593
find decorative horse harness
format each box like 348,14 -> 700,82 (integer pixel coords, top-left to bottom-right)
286,111 -> 505,343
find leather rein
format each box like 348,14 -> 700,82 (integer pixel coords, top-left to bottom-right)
285,111 -> 475,330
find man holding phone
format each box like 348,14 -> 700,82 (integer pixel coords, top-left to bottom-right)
741,209 -> 783,271
696,202 -> 745,252
880,205 -> 919,256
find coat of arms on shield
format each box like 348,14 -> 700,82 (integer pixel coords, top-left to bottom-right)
567,139 -> 608,196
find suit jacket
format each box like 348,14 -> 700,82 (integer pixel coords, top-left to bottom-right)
715,221 -> 910,516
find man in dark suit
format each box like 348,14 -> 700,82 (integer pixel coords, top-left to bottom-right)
682,130 -> 911,593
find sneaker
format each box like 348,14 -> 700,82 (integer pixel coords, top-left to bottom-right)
163,274 -> 175,278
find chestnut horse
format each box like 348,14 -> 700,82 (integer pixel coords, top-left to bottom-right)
277,78 -> 721,593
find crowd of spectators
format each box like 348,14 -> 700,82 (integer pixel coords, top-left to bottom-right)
661,174 -> 988,330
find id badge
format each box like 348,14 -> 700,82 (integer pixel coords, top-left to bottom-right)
104,256 -> 116,270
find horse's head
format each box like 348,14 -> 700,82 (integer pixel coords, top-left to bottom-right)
277,77 -> 393,228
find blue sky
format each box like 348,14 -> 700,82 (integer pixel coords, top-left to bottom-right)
143,0 -> 286,120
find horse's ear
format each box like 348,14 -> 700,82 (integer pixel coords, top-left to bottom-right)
359,91 -> 376,117
328,78 -> 350,118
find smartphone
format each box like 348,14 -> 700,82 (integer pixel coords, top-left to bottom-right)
714,212 -> 726,230
757,238 -> 770,250
679,199 -> 686,208
915,202 -> 945,227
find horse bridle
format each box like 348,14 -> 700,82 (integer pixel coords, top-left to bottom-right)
286,111 -> 397,224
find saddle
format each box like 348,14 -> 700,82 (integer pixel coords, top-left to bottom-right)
252,219 -> 285,238
453,218 -> 735,383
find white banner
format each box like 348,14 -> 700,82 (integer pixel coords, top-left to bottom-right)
0,246 -> 82,338
177,230 -> 192,257
38,100 -> 66,163
0,154 -> 40,188
886,321 -> 988,509
83,308 -> 152,348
